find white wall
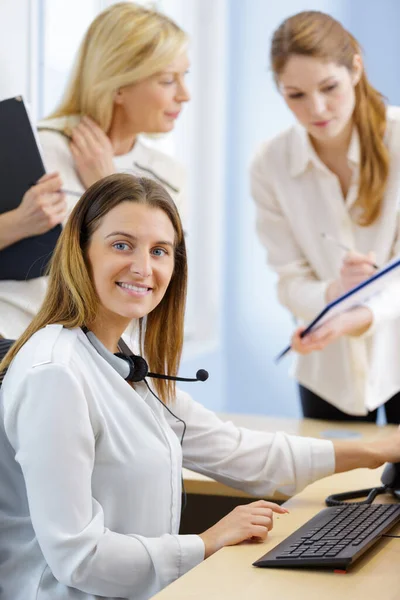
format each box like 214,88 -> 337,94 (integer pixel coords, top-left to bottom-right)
0,0 -> 34,105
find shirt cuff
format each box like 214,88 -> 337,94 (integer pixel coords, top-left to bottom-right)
361,295 -> 387,338
308,438 -> 336,482
175,534 -> 205,577
290,435 -> 335,490
358,279 -> 400,338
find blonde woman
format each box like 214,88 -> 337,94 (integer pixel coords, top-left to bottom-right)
0,1 -> 189,339
251,11 -> 400,422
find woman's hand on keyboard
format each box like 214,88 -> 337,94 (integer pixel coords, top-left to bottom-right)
198,500 -> 289,559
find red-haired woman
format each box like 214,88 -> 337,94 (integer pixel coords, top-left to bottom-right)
251,11 -> 400,422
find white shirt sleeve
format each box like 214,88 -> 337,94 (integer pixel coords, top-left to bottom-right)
170,390 -> 335,498
250,149 -> 330,321
3,363 -> 204,598
362,215 -> 400,336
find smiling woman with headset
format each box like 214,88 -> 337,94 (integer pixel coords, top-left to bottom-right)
1,174 -> 400,600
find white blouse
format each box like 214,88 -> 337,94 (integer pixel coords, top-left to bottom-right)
0,116 -> 186,339
0,325 -> 335,600
250,106 -> 400,415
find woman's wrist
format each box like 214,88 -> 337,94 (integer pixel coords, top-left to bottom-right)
0,209 -> 27,250
326,279 -> 342,303
333,440 -> 382,473
339,306 -> 373,337
198,530 -> 220,559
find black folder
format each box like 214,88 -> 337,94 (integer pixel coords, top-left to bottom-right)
0,96 -> 61,280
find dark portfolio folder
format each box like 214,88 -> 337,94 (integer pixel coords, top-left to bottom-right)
0,96 -> 61,280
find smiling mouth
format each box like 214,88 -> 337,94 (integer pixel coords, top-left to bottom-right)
117,282 -> 152,293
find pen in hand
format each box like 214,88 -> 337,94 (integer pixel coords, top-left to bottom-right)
320,232 -> 380,270
61,189 -> 82,198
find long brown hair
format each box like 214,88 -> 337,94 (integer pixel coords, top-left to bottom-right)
271,10 -> 389,226
0,174 -> 187,404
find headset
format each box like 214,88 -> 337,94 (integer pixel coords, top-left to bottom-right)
83,328 -> 208,385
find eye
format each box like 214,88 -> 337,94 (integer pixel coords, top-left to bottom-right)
113,242 -> 130,252
152,247 -> 168,257
288,92 -> 304,100
160,79 -> 175,86
322,83 -> 338,93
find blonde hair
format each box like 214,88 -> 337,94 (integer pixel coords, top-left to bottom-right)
0,174 -> 187,404
271,11 -> 389,226
48,2 -> 188,132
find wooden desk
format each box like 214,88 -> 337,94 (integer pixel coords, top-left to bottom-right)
183,414 -> 394,498
156,467 -> 400,600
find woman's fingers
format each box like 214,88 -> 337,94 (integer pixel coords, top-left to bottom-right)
34,174 -> 63,195
81,115 -> 109,143
292,323 -> 337,353
249,500 -> 289,514
251,515 -> 273,531
36,171 -> 60,184
76,120 -> 101,149
70,129 -> 88,154
248,525 -> 270,541
342,250 -> 377,273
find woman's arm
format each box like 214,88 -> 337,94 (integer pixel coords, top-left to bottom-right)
171,390 -> 400,499
0,173 -> 66,250
169,390 -> 336,498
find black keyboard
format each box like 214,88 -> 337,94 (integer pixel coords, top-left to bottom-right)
254,503 -> 400,570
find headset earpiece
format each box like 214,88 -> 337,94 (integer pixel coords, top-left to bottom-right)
114,353 -> 148,382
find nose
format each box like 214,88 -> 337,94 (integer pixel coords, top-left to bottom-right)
308,93 -> 327,117
175,79 -> 191,103
130,250 -> 152,278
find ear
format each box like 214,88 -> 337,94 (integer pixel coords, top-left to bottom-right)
351,54 -> 363,86
114,88 -> 124,106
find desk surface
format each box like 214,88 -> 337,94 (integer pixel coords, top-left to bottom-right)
183,414 -> 394,498
156,466 -> 400,599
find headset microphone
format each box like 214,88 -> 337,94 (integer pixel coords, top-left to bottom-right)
147,369 -> 209,383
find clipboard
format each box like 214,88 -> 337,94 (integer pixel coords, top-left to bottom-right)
275,254 -> 400,362
0,96 -> 61,280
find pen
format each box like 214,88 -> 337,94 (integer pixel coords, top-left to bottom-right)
275,326 -> 311,363
61,189 -> 82,198
320,232 -> 379,270
274,345 -> 292,363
